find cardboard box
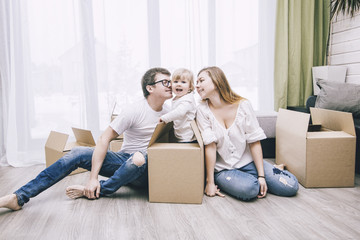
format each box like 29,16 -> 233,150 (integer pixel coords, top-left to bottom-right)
45,127 -> 96,175
109,111 -> 123,152
111,114 -> 117,122
110,137 -> 123,152
276,108 -> 356,188
148,121 -> 204,204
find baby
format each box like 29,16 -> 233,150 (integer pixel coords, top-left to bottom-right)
160,68 -> 196,142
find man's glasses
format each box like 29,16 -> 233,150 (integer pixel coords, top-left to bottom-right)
148,79 -> 171,87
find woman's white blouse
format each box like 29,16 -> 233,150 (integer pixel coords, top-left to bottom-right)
196,100 -> 266,172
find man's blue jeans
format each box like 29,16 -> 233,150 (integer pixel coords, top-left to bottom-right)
214,161 -> 299,201
14,147 -> 148,206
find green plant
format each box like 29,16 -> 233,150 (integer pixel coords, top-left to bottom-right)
326,0 -> 360,64
330,0 -> 360,20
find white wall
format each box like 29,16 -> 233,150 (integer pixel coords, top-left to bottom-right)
329,12 -> 360,84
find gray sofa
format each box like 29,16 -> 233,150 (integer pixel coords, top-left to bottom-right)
256,112 -> 277,159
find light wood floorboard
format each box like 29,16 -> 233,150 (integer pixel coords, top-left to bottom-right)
0,160 -> 360,240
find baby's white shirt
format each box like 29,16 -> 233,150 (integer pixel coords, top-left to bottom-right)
160,93 -> 196,142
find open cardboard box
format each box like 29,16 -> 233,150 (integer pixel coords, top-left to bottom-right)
276,108 -> 356,188
148,121 -> 204,204
109,137 -> 123,152
109,106 -> 123,152
45,127 -> 96,175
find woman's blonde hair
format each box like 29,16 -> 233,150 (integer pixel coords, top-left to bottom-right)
197,66 -> 244,104
172,68 -> 195,92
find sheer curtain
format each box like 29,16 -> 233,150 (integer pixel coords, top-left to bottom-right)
0,0 -> 276,167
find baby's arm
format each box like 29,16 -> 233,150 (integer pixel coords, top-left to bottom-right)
160,100 -> 194,123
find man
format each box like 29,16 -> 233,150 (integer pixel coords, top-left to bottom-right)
0,67 -> 172,210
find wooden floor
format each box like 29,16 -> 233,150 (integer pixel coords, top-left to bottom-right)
0,160 -> 360,240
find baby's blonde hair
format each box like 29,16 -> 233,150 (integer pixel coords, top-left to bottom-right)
172,68 -> 195,92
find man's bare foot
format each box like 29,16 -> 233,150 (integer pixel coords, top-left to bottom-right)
274,163 -> 285,170
66,185 -> 86,199
0,194 -> 22,211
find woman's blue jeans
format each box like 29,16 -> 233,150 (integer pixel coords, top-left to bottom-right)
214,161 -> 299,201
14,147 -> 148,206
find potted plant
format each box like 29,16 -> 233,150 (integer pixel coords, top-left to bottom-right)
330,0 -> 360,20
327,0 -> 360,63
312,0 -> 360,94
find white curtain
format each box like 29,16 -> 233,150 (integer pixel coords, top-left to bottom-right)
258,0 -> 276,112
0,0 -> 276,167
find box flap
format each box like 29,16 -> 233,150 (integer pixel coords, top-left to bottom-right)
307,131 -> 355,139
148,122 -> 174,147
111,102 -> 117,115
148,143 -> 200,150
72,127 -> 96,146
191,120 -> 203,147
111,102 -> 119,122
276,108 -> 310,138
45,131 -> 69,151
310,108 -> 355,136
149,121 -> 203,147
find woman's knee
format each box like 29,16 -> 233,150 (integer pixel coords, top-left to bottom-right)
267,171 -> 299,197
235,183 -> 259,201
217,177 -> 259,201
279,174 -> 299,196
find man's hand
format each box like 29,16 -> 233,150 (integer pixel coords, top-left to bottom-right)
257,177 -> 268,198
205,183 -> 225,198
84,178 -> 100,199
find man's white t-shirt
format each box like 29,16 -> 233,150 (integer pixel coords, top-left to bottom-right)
110,98 -> 169,153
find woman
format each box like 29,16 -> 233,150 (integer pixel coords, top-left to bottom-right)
196,66 -> 298,200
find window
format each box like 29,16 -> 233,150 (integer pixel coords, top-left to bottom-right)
2,0 -> 275,166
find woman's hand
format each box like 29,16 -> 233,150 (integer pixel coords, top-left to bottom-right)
257,177 -> 268,198
205,182 -> 225,197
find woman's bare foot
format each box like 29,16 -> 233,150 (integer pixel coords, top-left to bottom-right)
66,185 -> 85,199
0,194 -> 22,211
274,163 -> 285,170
